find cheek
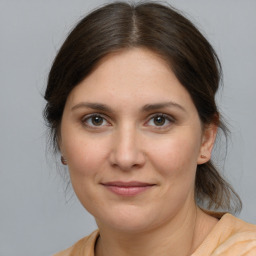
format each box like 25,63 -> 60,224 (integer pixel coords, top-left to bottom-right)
148,131 -> 201,178
63,136 -> 109,209
147,133 -> 201,210
62,132 -> 110,179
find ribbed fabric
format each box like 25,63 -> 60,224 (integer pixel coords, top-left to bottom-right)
53,214 -> 256,256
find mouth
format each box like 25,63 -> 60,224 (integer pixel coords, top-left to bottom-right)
101,181 -> 155,196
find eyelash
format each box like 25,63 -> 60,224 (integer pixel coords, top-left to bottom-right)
145,113 -> 175,129
82,113 -> 111,128
81,113 -> 175,129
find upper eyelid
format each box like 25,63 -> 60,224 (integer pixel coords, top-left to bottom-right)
146,113 -> 175,122
81,113 -> 111,126
82,113 -> 110,121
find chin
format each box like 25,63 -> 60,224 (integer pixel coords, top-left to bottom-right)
95,205 -> 158,233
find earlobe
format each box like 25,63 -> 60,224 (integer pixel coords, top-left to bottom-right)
61,156 -> 68,165
57,135 -> 67,165
197,123 -> 218,165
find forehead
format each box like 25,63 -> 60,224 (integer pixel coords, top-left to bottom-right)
65,48 -> 195,111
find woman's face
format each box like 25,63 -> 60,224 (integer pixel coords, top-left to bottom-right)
60,48 -> 216,232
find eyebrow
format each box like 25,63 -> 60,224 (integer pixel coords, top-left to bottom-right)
71,102 -> 113,112
71,101 -> 186,113
142,102 -> 186,113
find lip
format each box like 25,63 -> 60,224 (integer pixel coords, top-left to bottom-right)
101,181 -> 155,196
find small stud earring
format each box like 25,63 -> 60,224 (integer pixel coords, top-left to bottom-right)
61,156 -> 67,165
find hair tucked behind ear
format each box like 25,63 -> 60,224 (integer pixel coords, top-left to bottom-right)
44,1 -> 242,213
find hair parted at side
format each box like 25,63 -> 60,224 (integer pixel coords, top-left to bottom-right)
44,1 -> 242,213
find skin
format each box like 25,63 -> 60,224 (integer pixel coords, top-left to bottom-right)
60,48 -> 218,256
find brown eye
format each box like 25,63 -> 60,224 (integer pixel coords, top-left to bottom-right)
92,116 -> 103,126
83,114 -> 109,128
153,116 -> 166,126
146,113 -> 174,128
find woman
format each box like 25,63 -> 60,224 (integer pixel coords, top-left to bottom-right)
44,2 -> 256,255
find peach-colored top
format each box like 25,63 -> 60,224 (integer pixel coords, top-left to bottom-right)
53,214 -> 256,256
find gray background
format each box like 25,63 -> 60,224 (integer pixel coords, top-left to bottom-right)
0,0 -> 255,255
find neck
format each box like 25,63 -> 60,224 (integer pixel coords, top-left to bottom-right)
95,206 -> 217,256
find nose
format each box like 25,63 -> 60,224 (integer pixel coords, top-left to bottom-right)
109,125 -> 146,171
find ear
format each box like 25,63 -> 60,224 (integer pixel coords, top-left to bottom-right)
197,123 -> 218,165
58,139 -> 68,165
56,129 -> 63,152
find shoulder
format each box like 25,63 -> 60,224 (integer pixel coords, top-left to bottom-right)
212,214 -> 256,255
193,213 -> 256,255
53,230 -> 99,256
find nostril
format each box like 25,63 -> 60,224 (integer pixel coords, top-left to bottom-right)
109,148 -> 146,171
109,129 -> 146,170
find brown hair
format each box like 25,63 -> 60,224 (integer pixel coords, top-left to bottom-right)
44,1 -> 242,213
